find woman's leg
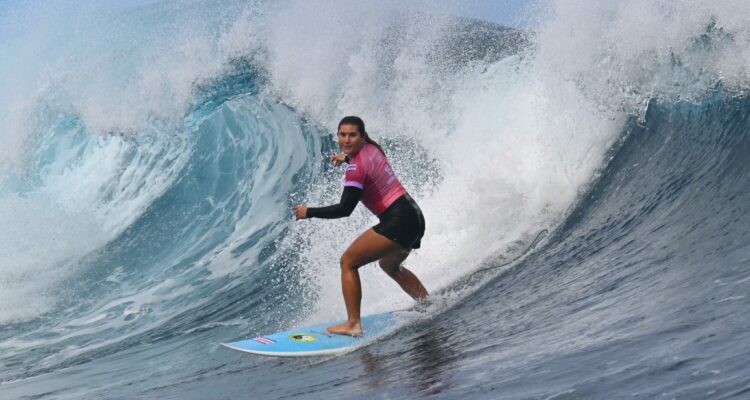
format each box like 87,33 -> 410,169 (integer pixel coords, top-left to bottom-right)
378,251 -> 428,301
328,228 -> 403,336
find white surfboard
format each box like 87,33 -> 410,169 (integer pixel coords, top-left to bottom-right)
221,311 -> 398,357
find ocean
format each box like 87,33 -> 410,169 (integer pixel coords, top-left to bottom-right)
1,1 -> 748,399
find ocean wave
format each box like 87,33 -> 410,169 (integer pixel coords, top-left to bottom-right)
1,1 -> 749,398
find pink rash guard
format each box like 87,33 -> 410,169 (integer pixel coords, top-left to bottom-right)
344,143 -> 406,215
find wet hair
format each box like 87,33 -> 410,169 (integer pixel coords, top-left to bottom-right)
338,116 -> 386,156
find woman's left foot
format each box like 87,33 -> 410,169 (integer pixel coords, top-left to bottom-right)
327,320 -> 363,337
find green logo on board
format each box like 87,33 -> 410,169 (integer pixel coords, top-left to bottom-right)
290,334 -> 317,342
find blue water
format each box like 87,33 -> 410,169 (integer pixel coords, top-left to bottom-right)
1,1 -> 749,399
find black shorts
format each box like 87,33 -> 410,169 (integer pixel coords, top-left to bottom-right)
373,194 -> 425,250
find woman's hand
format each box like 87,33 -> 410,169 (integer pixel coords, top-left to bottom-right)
330,153 -> 347,167
293,205 -> 308,220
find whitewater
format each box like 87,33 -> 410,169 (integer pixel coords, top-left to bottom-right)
1,1 -> 748,399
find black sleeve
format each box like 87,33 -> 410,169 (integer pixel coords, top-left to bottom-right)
306,186 -> 362,219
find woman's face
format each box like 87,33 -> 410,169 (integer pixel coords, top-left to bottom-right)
338,124 -> 365,155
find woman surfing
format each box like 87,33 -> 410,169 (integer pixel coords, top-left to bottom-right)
293,116 -> 429,337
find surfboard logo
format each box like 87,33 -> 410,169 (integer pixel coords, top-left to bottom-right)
289,334 -> 317,342
253,337 -> 275,345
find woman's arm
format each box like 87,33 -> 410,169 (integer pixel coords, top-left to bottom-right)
294,186 -> 362,220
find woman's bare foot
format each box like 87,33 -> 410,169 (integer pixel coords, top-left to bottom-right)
327,320 -> 363,337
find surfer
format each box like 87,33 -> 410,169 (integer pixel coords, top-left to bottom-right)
293,116 -> 428,336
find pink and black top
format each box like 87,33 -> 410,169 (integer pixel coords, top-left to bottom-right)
306,143 -> 406,219
343,143 -> 406,215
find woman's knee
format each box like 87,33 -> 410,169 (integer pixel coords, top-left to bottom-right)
378,259 -> 400,276
340,251 -> 358,271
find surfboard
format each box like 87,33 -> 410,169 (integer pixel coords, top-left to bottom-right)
221,311 -> 398,357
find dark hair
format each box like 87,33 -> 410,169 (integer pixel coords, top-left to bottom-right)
338,116 -> 386,156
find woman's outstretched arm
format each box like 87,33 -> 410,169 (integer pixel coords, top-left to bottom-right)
294,186 -> 362,220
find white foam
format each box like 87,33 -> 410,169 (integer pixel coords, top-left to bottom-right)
535,1 -> 750,114
0,1 -> 258,175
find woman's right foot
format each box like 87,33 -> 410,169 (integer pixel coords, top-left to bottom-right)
327,320 -> 363,337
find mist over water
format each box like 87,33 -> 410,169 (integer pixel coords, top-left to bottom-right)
1,1 -> 749,399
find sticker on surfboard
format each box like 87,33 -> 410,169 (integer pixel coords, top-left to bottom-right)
221,311 -> 398,357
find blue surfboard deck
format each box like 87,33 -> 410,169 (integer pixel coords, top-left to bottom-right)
221,311 -> 398,357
